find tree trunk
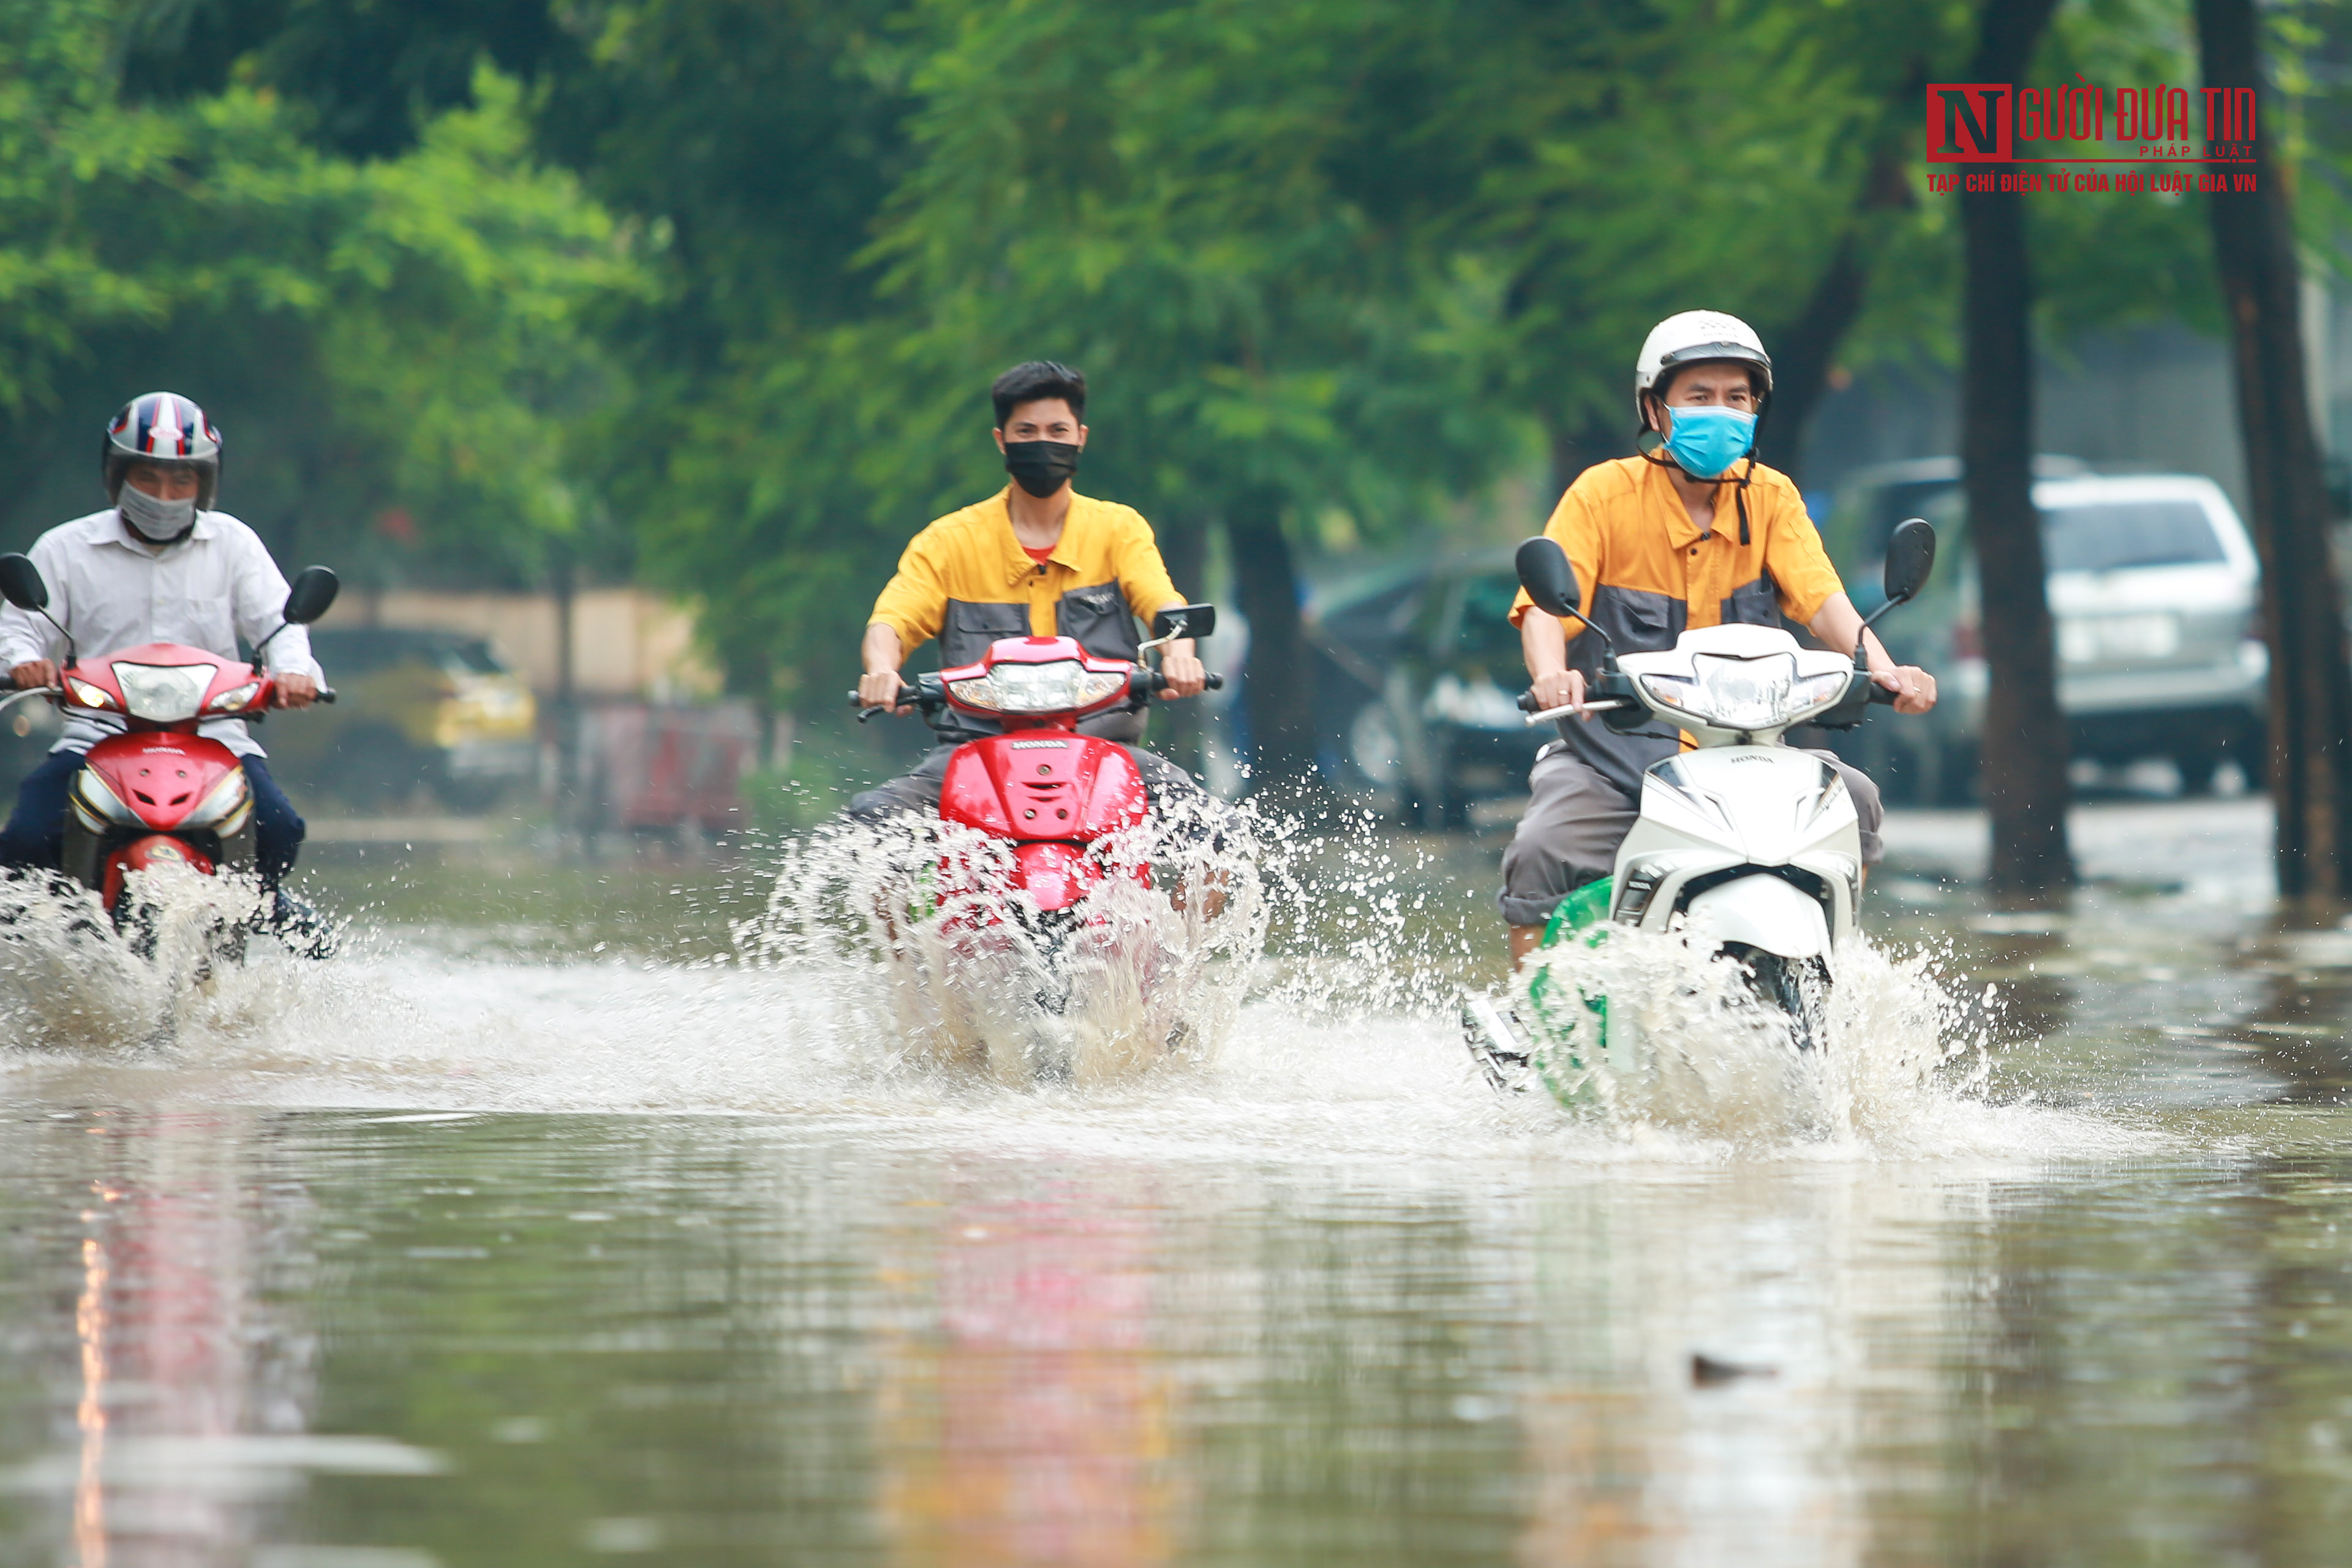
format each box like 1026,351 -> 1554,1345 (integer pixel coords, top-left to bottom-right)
2197,0 -> 2352,902
1156,513 -> 1210,777
1755,231 -> 1866,481
1224,497 -> 1314,786
1962,0 -> 2071,895
1548,415 -> 1625,497
1756,73 -> 1921,480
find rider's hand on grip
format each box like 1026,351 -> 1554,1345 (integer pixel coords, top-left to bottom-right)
1129,669 -> 1224,698
848,684 -> 919,723
1528,668 -> 1583,717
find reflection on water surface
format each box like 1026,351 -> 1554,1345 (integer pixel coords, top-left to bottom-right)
0,801 -> 2346,1564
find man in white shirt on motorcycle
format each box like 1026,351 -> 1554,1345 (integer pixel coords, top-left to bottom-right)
0,393 -> 322,910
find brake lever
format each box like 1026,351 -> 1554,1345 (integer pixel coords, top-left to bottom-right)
0,686 -> 61,715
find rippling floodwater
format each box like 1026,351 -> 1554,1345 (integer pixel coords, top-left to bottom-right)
4,799 -> 2352,1565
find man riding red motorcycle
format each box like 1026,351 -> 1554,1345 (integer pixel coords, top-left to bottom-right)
848,360 -> 1215,821
0,393 -> 328,941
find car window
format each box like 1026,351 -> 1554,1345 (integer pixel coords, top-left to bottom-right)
2043,500 -> 2225,573
306,630 -> 413,675
442,640 -> 506,676
1453,574 -> 1526,663
309,629 -> 513,677
1864,479 -> 1961,561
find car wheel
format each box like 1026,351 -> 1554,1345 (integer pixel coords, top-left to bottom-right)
1931,739 -> 1979,807
2173,747 -> 2224,797
1347,699 -> 1405,793
331,723 -> 430,810
434,771 -> 507,813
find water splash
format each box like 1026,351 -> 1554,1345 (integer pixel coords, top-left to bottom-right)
1507,921 -> 2010,1148
731,795 -> 1270,1086
0,865 -> 269,1052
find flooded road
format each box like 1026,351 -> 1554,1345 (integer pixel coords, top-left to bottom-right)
4,799 -> 2352,1565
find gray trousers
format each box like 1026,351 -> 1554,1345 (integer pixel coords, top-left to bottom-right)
846,742 -> 1210,822
1498,742 -> 1883,927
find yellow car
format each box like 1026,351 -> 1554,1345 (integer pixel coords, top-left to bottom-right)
269,628 -> 538,810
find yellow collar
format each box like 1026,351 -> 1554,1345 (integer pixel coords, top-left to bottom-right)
993,486 -> 1087,584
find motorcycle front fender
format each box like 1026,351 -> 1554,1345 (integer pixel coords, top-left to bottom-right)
1681,873 -> 1831,959
1014,840 -> 1101,911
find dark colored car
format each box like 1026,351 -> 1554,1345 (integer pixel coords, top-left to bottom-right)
1309,550 -> 1548,826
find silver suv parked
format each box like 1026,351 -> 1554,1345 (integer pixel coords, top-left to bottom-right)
1822,459 -> 2266,802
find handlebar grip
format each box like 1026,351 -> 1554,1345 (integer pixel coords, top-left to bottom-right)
317,687 -> 337,704
1867,679 -> 1897,706
1518,690 -> 1541,714
848,684 -> 923,723
1130,669 -> 1225,696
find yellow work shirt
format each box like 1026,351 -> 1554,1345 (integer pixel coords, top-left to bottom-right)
869,486 -> 1186,741
1508,455 -> 1849,795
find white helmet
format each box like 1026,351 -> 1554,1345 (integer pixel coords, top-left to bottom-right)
1634,311 -> 1773,417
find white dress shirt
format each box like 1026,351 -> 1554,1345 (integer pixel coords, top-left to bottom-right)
0,508 -> 324,758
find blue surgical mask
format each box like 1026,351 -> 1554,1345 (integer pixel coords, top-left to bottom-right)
1662,405 -> 1756,480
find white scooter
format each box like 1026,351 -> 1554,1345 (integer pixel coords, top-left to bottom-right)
1464,519 -> 1936,1098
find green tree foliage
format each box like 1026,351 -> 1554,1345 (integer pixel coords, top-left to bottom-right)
32,0 -> 2332,783
0,1 -> 638,590
522,0 -> 918,709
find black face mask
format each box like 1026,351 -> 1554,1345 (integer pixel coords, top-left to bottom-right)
1003,440 -> 1081,497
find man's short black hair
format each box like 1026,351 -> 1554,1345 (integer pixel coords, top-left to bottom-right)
992,361 -> 1087,426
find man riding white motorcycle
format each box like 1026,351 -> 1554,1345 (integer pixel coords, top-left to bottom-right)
1499,312 -> 1938,965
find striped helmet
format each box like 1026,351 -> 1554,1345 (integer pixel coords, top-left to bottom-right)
102,392 -> 223,508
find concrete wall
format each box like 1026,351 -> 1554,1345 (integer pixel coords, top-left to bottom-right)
317,587 -> 721,701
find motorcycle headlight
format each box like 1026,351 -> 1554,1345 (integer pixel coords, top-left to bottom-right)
110,662 -> 216,723
72,767 -> 140,827
65,677 -> 120,712
1640,655 -> 1849,731
951,660 -> 1128,716
203,680 -> 263,715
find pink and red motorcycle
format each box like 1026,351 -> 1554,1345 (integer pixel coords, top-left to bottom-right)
854,605 -> 1221,925
847,608 -> 1226,1072
0,551 -> 337,937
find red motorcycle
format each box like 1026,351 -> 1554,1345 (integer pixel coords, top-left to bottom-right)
849,607 -> 1223,1076
0,552 -> 337,932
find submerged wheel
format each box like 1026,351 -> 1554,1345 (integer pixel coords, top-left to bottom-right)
1726,943 -> 1831,1052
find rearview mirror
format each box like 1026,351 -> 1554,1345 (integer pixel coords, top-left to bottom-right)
1514,537 -> 1579,620
1150,603 -> 1216,641
1883,519 -> 1936,605
282,565 -> 340,625
0,553 -> 49,613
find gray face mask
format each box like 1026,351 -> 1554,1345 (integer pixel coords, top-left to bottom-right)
118,481 -> 198,543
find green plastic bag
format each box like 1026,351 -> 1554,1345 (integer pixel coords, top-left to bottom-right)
1525,876 -> 1612,1095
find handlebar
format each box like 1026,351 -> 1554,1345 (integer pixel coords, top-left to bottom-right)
848,668 -> 1222,722
0,679 -> 333,714
849,673 -> 945,723
1517,687 -> 1629,725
